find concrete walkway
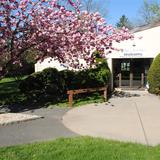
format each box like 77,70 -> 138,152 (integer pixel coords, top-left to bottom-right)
0,108 -> 77,147
63,91 -> 160,146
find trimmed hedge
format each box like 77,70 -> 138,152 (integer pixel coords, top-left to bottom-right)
19,68 -> 65,97
147,53 -> 160,95
66,61 -> 110,90
19,61 -> 111,99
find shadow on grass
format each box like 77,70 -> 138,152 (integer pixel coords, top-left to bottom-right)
0,79 -> 104,113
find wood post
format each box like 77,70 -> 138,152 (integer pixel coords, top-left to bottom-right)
130,73 -> 133,88
119,73 -> 122,88
67,86 -> 108,107
141,73 -> 144,88
68,91 -> 73,107
103,86 -> 108,102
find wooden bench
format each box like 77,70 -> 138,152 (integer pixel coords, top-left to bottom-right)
67,86 -> 108,107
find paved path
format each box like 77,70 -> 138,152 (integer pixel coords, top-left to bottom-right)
0,108 -> 77,147
63,91 -> 160,146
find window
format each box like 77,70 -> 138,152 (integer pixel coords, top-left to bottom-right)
121,62 -> 130,71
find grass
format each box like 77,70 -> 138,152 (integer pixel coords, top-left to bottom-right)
0,77 -> 104,109
0,137 -> 160,160
48,93 -> 104,108
0,77 -> 27,105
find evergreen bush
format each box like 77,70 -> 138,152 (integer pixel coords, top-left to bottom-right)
147,53 -> 160,94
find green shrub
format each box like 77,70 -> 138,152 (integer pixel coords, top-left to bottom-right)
19,68 -> 65,96
19,61 -> 111,100
147,53 -> 160,94
19,72 -> 44,92
41,68 -> 65,95
59,70 -> 76,91
96,61 -> 111,85
60,61 -> 110,90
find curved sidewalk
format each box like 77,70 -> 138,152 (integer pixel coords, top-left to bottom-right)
63,91 -> 160,146
0,108 -> 77,147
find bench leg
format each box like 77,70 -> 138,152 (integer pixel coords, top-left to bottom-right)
69,94 -> 73,107
104,88 -> 107,102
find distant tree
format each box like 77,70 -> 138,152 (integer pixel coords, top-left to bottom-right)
140,0 -> 154,24
116,15 -> 133,30
80,0 -> 108,16
4,49 -> 38,78
150,1 -> 160,20
139,0 -> 160,24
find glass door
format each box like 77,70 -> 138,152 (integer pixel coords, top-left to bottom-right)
120,60 -> 130,86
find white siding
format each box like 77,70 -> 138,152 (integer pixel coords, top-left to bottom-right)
106,25 -> 160,60
35,58 -> 67,72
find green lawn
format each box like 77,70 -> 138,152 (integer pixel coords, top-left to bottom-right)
0,77 -> 104,108
48,93 -> 104,108
0,77 -> 27,105
0,137 -> 160,160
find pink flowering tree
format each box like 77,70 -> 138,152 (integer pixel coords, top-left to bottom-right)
0,0 -> 133,77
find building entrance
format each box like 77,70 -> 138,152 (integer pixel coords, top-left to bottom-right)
113,58 -> 153,89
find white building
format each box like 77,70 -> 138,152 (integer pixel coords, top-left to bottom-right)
106,22 -> 160,90
35,58 -> 68,72
35,22 -> 160,90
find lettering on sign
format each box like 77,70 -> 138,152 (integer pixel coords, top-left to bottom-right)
124,53 -> 143,57
120,49 -> 144,58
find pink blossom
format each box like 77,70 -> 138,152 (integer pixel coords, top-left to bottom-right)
0,0 -> 133,77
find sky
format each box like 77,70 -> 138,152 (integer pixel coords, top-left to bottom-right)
107,0 -> 160,26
